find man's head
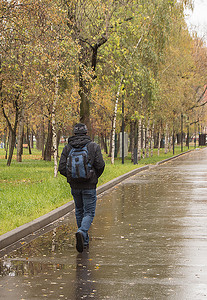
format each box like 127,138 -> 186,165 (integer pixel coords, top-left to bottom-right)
73,123 -> 88,135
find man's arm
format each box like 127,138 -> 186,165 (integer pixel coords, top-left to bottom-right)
93,144 -> 105,178
58,145 -> 68,177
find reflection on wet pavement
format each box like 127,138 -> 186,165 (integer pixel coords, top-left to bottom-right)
1,149 -> 207,299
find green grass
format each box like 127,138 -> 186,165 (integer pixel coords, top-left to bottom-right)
0,144 -> 199,235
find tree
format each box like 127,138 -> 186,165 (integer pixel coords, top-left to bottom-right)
63,0 -> 145,132
99,0 -> 185,163
0,1 -> 31,165
0,0 -> 78,167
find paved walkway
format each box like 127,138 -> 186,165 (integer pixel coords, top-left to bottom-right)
1,148 -> 207,299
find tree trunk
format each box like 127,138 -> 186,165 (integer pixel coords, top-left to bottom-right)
169,133 -> 172,152
30,129 -> 34,149
26,124 -> 32,155
130,121 -> 135,162
134,120 -> 138,149
77,37 -> 107,133
1,95 -> 20,166
52,75 -> 58,177
138,118 -> 142,161
1,57 -> 19,165
7,129 -> 16,166
79,66 -> 91,132
165,123 -> 168,154
104,132 -> 108,155
100,132 -> 108,154
158,129 -> 161,156
151,122 -> 154,157
44,120 -> 52,161
57,129 -> 61,158
36,110 -> 45,157
108,127 -> 112,157
36,125 -> 45,155
129,121 -> 133,154
4,128 -> 9,160
142,123 -> 145,159
146,120 -> 150,158
111,76 -> 124,164
16,108 -> 25,162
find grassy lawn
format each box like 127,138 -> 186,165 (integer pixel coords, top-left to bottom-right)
0,144 -> 198,235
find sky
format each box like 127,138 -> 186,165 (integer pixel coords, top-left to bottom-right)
185,0 -> 207,41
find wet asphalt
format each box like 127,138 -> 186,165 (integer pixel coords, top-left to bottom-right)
1,148 -> 207,299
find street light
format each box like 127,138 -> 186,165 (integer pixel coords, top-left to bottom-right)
181,113 -> 183,152
122,93 -> 124,164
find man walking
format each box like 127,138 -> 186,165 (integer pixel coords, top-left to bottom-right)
58,123 -> 105,253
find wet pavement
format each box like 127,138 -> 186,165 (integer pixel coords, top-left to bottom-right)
1,148 -> 207,299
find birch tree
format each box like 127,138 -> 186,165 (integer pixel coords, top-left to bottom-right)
0,1 -> 32,165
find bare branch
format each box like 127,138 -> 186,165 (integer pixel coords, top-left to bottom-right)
196,85 -> 207,103
188,85 -> 207,111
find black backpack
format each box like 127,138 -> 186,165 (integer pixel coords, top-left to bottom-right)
66,143 -> 93,182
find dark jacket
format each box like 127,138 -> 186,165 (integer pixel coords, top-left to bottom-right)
58,134 -> 105,189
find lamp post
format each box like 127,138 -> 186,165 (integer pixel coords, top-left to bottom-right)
134,121 -> 138,164
173,110 -> 175,155
194,121 -> 196,148
122,93 -> 124,164
187,116 -> 190,149
181,113 -> 183,152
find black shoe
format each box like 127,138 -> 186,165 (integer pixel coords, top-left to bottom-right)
76,232 -> 84,253
83,244 -> 89,251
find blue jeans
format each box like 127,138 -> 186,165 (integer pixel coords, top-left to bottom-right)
71,189 -> 97,245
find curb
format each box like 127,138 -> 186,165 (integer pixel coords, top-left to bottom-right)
97,165 -> 149,195
0,149 -> 197,251
0,202 -> 75,251
155,150 -> 192,165
0,165 -> 149,251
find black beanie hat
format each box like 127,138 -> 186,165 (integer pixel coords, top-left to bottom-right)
73,123 -> 88,135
